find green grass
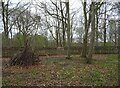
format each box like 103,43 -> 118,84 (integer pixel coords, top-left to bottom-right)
2,54 -> 118,86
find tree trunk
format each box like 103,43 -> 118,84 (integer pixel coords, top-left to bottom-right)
115,22 -> 117,46
1,1 -> 9,47
95,10 -> 99,46
86,2 -> 95,64
103,2 -> 107,46
5,3 -> 9,39
66,1 -> 71,59
56,30 -> 59,47
60,2 -> 66,47
82,2 -> 92,58
82,2 -> 88,58
118,2 -> 120,86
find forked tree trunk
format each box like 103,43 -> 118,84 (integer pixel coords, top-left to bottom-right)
82,2 -> 92,58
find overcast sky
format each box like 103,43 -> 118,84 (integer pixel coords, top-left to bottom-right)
10,0 -> 81,9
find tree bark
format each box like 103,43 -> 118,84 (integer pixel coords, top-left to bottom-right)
60,2 -> 66,47
86,2 -> 95,64
82,2 -> 92,58
1,1 -> 9,47
82,2 -> 88,58
56,30 -> 59,47
118,2 -> 120,86
66,1 -> 71,59
103,2 -> 107,46
95,10 -> 99,46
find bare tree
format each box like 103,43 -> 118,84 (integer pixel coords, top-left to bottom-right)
1,0 -> 30,47
9,8 -> 40,66
86,1 -> 103,64
86,1 -> 95,64
81,1 -> 92,58
35,0 -> 68,47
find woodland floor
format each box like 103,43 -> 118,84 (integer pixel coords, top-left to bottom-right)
2,54 -> 118,86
